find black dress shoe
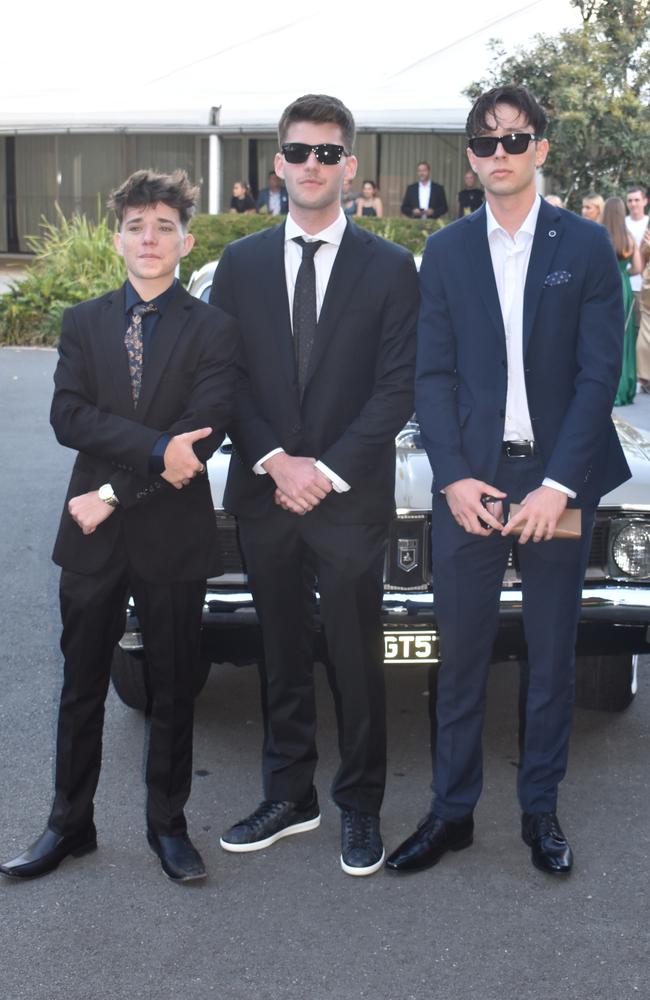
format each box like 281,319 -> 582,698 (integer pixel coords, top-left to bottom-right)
386,812 -> 474,873
220,787 -> 320,853
340,810 -> 385,876
522,812 -> 573,875
0,823 -> 97,879
146,829 -> 207,882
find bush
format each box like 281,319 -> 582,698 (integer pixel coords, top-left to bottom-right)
0,206 -> 124,346
181,213 -> 444,282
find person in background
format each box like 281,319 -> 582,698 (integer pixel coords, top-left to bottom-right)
601,196 -> 642,406
401,161 -> 448,219
355,180 -> 383,218
256,171 -> 289,215
456,169 -> 484,218
581,192 -> 604,222
625,184 -> 648,333
636,218 -> 650,391
545,194 -> 564,208
230,181 -> 256,214
341,177 -> 359,216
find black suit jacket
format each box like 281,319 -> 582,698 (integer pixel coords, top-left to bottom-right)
210,219 -> 418,525
401,181 -> 448,219
51,281 -> 240,582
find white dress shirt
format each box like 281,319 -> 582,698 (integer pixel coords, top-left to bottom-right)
418,181 -> 432,212
253,210 -> 351,492
625,214 -> 648,293
486,196 -> 574,497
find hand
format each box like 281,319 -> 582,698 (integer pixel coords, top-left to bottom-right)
274,488 -> 306,515
412,208 -> 422,218
501,485 -> 568,543
444,478 -> 506,536
68,491 -> 115,535
263,453 -> 332,514
162,427 -> 211,489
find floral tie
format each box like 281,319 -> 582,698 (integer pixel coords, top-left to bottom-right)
124,302 -> 157,405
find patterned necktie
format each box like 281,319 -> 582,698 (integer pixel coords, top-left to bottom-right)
124,301 -> 157,405
292,237 -> 325,393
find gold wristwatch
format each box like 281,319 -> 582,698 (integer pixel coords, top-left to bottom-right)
98,483 -> 119,508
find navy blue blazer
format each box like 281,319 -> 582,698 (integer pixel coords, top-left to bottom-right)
415,199 -> 631,504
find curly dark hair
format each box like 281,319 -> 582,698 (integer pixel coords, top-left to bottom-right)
466,85 -> 548,139
108,169 -> 199,227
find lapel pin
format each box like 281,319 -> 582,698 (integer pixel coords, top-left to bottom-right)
548,230 -> 557,238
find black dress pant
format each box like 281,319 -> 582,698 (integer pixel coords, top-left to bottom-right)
237,508 -> 388,815
48,553 -> 205,837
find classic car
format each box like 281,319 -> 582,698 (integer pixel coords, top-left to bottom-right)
110,260 -> 650,714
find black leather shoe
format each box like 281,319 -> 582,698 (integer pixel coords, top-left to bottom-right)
220,788 -> 320,853
147,829 -> 207,882
386,812 -> 474,873
340,809 -> 385,876
522,811 -> 573,875
0,823 -> 97,879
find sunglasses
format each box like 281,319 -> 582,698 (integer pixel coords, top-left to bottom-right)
281,143 -> 350,165
468,133 -> 541,157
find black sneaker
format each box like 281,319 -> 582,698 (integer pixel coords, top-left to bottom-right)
220,788 -> 320,853
340,809 -> 385,876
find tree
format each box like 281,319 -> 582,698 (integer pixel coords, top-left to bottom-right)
465,0 -> 650,207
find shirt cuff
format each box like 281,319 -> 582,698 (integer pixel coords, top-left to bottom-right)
315,460 -> 351,493
542,477 -> 577,500
150,433 -> 172,475
253,448 -> 284,475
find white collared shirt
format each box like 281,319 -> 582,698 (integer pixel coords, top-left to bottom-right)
253,210 -> 350,492
626,214 -> 648,292
418,181 -> 432,211
486,195 -> 574,497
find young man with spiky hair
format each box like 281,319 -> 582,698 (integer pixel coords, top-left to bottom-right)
211,94 -> 418,876
388,85 -> 630,877
0,169 -> 239,883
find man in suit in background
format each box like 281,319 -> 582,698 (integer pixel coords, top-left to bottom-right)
387,85 -> 629,877
401,161 -> 448,219
256,170 -> 289,215
210,93 -> 417,876
0,170 -> 239,883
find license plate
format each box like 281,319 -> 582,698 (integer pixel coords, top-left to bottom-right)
384,630 -> 439,664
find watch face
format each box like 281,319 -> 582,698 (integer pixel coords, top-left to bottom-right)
98,484 -> 116,505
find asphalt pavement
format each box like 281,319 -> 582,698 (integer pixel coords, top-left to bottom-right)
1,347 -> 649,1000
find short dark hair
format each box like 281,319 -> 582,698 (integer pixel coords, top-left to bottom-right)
465,85 -> 548,139
278,94 -> 356,152
627,184 -> 647,198
108,169 -> 199,228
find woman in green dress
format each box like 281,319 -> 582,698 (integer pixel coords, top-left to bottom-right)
602,197 -> 643,405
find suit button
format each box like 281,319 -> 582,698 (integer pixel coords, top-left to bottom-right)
501,359 -> 507,368
499,409 -> 505,418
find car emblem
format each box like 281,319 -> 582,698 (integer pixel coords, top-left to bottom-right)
398,538 -> 419,573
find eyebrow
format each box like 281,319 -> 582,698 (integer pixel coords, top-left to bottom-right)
125,215 -> 177,225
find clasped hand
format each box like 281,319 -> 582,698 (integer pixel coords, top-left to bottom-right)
264,453 -> 332,515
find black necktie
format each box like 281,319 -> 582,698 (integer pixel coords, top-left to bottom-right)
292,237 -> 325,392
124,302 -> 157,405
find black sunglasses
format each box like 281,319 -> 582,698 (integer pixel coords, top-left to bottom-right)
281,142 -> 350,165
468,133 -> 542,157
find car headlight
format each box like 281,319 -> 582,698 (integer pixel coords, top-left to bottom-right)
610,520 -> 650,578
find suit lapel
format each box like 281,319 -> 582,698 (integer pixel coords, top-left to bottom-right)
463,206 -> 506,345
303,221 -> 373,389
97,287 -> 135,416
523,200 -> 563,354
136,283 -> 193,419
256,222 -> 297,388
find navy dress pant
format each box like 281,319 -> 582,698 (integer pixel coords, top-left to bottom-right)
431,453 -> 595,818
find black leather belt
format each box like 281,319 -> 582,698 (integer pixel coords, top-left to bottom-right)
502,440 -> 536,457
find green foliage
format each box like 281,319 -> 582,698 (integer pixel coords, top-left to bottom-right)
0,206 -> 124,346
181,213 -> 443,281
465,0 -> 650,208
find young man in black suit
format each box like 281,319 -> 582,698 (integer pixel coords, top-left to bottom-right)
210,94 -> 418,876
0,170 -> 239,883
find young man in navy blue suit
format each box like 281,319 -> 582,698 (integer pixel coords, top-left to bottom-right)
387,86 -> 630,876
210,94 -> 417,876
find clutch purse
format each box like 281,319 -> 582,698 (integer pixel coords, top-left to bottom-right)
507,503 -> 581,539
